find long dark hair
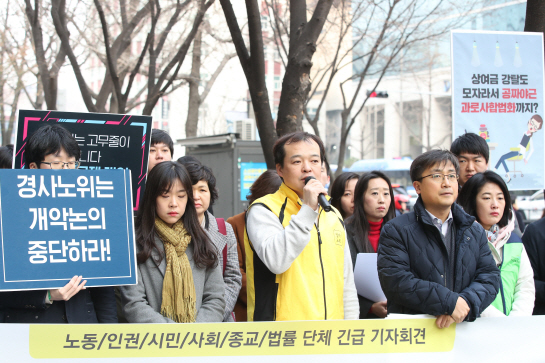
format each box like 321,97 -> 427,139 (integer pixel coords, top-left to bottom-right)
136,161 -> 217,268
458,171 -> 512,228
329,172 -> 359,219
346,171 -> 395,253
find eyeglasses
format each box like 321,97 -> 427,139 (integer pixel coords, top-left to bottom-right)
419,173 -> 458,183
40,161 -> 80,169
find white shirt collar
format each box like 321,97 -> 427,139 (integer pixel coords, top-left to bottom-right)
426,209 -> 453,237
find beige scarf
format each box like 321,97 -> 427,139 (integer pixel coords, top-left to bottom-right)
155,217 -> 196,323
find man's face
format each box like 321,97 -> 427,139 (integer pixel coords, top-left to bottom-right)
276,140 -> 322,198
457,152 -> 487,185
30,147 -> 77,169
148,142 -> 172,172
413,161 -> 458,210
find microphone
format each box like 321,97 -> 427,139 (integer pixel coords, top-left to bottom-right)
304,176 -> 332,212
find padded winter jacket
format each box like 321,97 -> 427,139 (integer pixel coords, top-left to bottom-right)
377,197 -> 500,321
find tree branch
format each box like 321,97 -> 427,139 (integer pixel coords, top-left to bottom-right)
51,0 -> 96,112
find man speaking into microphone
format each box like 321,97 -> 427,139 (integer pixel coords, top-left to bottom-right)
245,131 -> 358,321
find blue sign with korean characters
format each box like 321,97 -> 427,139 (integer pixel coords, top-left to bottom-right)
0,169 -> 137,290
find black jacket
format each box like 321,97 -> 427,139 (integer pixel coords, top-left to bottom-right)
377,197 -> 500,321
346,222 -> 380,319
521,217 -> 545,315
0,287 -> 117,323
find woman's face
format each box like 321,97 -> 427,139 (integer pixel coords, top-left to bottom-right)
155,179 -> 188,227
192,180 -> 211,220
476,182 -> 505,231
363,178 -> 391,223
340,178 -> 358,218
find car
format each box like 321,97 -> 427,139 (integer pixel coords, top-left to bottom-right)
517,190 -> 544,221
405,185 -> 418,209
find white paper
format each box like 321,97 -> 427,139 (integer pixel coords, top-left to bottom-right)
353,253 -> 387,302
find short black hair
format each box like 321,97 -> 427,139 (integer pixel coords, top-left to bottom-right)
25,124 -> 81,167
178,159 -> 219,206
177,155 -> 201,166
410,149 -> 460,182
273,131 -> 325,168
458,171 -> 512,228
0,145 -> 13,169
450,132 -> 489,163
151,129 -> 174,157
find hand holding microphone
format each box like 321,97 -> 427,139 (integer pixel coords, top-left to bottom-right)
304,176 -> 332,212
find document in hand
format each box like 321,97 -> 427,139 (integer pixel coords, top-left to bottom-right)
354,253 -> 387,302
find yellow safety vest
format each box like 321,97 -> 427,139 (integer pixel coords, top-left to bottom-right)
245,183 -> 345,321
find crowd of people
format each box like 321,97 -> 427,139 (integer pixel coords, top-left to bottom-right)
0,123 -> 544,328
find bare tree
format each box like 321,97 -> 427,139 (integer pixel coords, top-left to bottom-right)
24,0 -> 66,110
51,0 -> 213,116
331,0 -> 479,176
218,0 -> 278,168
220,0 -> 339,167
261,0 -> 354,139
392,48 -> 451,154
273,0 -> 335,135
0,1 -> 31,143
185,25 -> 235,137
302,0 -> 361,139
264,0 -> 479,176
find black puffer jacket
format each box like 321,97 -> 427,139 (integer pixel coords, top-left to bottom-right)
377,197 -> 500,321
521,217 -> 545,315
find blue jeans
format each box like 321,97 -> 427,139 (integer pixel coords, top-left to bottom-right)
495,151 -> 521,173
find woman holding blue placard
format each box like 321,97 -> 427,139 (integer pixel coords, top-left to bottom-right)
120,161 -> 225,323
345,171 -> 396,319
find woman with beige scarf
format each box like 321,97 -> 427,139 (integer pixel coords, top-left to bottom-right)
120,162 -> 225,323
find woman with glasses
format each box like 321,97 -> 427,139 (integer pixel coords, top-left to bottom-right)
458,171 -> 535,316
345,171 -> 395,318
0,124 -> 117,324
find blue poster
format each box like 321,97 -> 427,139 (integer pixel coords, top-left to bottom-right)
451,30 -> 545,189
0,169 -> 137,290
240,163 -> 268,201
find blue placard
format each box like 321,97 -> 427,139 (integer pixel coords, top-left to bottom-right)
240,163 -> 268,201
0,169 -> 137,290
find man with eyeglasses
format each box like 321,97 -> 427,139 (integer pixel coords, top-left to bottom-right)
377,149 -> 500,329
26,124 -> 81,170
0,124 -> 117,324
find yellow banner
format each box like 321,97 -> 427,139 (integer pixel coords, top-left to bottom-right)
30,319 -> 455,358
